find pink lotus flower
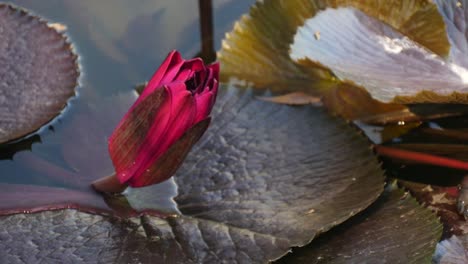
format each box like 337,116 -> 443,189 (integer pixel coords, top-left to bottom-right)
92,50 -> 219,193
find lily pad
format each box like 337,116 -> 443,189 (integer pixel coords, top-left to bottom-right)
289,6 -> 468,104
277,183 -> 442,263
218,0 -> 468,117
173,86 -> 385,247
0,4 -> 79,143
0,85 -> 385,262
219,0 -> 449,88
0,210 -> 285,263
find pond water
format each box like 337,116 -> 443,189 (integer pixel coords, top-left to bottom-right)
1,2 -> 466,262
0,0 -> 254,213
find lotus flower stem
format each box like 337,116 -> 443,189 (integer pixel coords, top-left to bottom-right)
375,145 -> 468,171
91,174 -> 128,194
198,0 -> 215,62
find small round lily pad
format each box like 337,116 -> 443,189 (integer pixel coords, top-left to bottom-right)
0,4 -> 79,143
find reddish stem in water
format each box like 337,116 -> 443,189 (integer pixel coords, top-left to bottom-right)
375,145 -> 468,171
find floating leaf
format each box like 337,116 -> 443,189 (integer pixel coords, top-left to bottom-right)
0,85 -> 385,262
290,7 -> 467,104
0,4 -> 79,143
0,210 -> 284,263
218,0 -> 333,91
321,83 -> 409,121
218,0 -> 468,118
277,183 -> 442,263
218,0 -> 448,91
172,86 -> 385,251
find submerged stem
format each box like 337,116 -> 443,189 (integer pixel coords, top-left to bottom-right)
375,145 -> 468,171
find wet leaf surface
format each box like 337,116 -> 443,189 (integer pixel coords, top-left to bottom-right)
218,0 -> 468,119
0,4 -> 78,143
173,86 -> 385,248
290,7 -> 467,104
0,210 -> 288,264
321,83 -> 409,122
0,85 -> 385,262
218,0 -> 334,91
277,183 -> 442,264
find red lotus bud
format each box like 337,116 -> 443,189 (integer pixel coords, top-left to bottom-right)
92,51 -> 219,193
